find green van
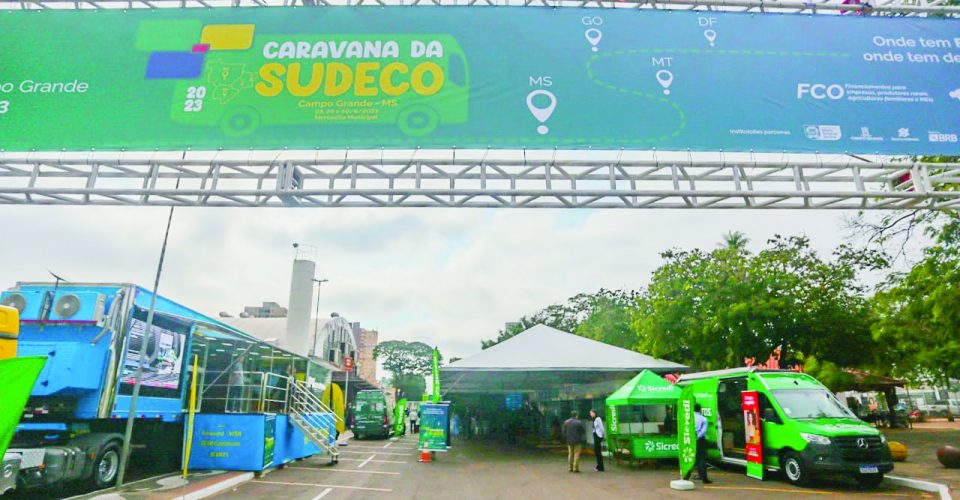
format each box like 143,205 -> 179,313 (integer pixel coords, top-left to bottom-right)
677,368 -> 893,487
352,390 -> 393,440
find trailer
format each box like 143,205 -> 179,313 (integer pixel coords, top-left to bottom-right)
0,282 -> 341,495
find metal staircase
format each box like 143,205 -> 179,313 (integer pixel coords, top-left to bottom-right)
288,380 -> 343,464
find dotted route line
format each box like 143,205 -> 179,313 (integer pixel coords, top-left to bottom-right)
585,51 -> 689,144
579,48 -> 850,144
600,48 -> 852,57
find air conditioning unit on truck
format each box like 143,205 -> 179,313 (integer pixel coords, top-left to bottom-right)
0,283 -> 208,494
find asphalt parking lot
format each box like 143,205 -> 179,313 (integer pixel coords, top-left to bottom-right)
212,435 -> 933,500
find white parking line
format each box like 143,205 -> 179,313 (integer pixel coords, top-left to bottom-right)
337,458 -> 407,464
347,445 -> 415,450
358,455 -> 375,468
383,442 -> 393,448
311,488 -> 333,500
287,466 -> 399,476
339,450 -> 408,456
253,480 -> 391,493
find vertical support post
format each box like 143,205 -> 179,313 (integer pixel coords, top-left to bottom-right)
182,354 -> 199,479
116,192 -> 177,489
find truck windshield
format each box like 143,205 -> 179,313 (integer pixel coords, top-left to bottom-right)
772,389 -> 856,420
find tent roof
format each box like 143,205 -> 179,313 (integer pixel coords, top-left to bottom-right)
606,369 -> 681,406
443,324 -> 687,372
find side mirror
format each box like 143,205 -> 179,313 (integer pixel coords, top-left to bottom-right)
763,408 -> 778,423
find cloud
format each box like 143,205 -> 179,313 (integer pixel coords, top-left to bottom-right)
0,205 -> 862,362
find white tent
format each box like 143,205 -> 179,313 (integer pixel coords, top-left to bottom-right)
442,325 -> 686,394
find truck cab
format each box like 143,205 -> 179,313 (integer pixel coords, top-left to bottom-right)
678,368 -> 893,487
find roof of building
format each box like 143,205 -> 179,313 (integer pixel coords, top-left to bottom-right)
444,324 -> 687,372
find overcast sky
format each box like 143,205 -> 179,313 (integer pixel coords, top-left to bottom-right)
1,206 -> 886,360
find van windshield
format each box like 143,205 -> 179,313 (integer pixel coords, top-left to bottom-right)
772,389 -> 856,420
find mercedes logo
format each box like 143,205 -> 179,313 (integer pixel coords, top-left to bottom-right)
857,438 -> 869,449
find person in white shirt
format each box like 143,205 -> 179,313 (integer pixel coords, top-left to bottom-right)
589,409 -> 606,472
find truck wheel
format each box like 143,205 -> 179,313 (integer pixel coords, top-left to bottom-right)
856,473 -> 884,488
90,442 -> 121,489
781,451 -> 810,486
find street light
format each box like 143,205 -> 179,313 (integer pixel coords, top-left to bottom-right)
310,278 -> 328,358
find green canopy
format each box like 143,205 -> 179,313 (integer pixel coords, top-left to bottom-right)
606,369 -> 681,406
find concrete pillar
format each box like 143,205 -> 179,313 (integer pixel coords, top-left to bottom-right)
286,259 -> 315,357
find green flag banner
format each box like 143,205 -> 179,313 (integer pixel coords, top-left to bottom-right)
431,348 -> 440,404
678,384 -> 697,479
394,398 -> 407,436
0,356 -> 46,456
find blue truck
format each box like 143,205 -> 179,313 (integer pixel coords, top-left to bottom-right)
0,282 -> 331,494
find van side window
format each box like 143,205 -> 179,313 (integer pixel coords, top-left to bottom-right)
759,393 -> 783,425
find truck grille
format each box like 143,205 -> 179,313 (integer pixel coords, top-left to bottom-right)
833,436 -> 886,462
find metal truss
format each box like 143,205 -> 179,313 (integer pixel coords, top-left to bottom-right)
1,0 -> 957,16
0,150 -> 957,209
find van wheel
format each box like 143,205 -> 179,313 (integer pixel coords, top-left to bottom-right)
781,451 -> 810,486
856,473 -> 884,488
90,442 -> 121,489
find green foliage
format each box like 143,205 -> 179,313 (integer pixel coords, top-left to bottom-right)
373,340 -> 441,398
871,215 -> 960,385
372,340 -> 439,378
634,235 -> 886,371
393,373 -> 426,401
481,289 -> 638,349
575,295 -> 641,350
803,356 -> 856,393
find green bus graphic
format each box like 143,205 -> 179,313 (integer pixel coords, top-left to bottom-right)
169,34 -> 469,137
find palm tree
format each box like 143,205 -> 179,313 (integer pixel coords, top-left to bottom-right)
720,231 -> 750,252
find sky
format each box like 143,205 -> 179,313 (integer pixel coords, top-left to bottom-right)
0,205 -> 889,362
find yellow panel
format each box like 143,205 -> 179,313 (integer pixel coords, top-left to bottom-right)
200,24 -> 255,51
0,305 -> 19,360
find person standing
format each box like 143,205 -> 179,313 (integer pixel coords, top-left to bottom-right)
683,403 -> 712,484
589,409 -> 605,472
562,410 -> 586,473
409,406 -> 420,434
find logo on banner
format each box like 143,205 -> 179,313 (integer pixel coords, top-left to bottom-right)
928,131 -> 958,143
804,125 -> 842,141
892,128 -> 920,142
851,127 -> 883,142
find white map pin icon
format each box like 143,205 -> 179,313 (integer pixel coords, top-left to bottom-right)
584,28 -> 602,52
656,69 -> 673,95
704,29 -> 717,46
526,89 -> 557,135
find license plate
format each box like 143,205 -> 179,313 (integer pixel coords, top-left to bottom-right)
859,465 -> 879,474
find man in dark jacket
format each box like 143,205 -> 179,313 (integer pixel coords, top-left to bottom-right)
561,410 -> 586,473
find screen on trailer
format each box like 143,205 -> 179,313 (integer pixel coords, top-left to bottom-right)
118,306 -> 190,398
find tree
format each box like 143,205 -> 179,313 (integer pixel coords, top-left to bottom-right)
633,235 -> 886,371
871,218 -> 960,385
373,340 -> 440,397
575,296 -> 641,350
482,289 -> 639,349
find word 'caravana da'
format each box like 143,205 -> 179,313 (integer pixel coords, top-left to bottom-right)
262,40 -> 445,60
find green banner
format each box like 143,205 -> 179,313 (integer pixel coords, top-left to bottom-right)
678,385 -> 697,479
417,403 -> 449,452
431,348 -> 440,404
5,8 -> 960,154
394,398 -> 407,436
0,356 -> 46,456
